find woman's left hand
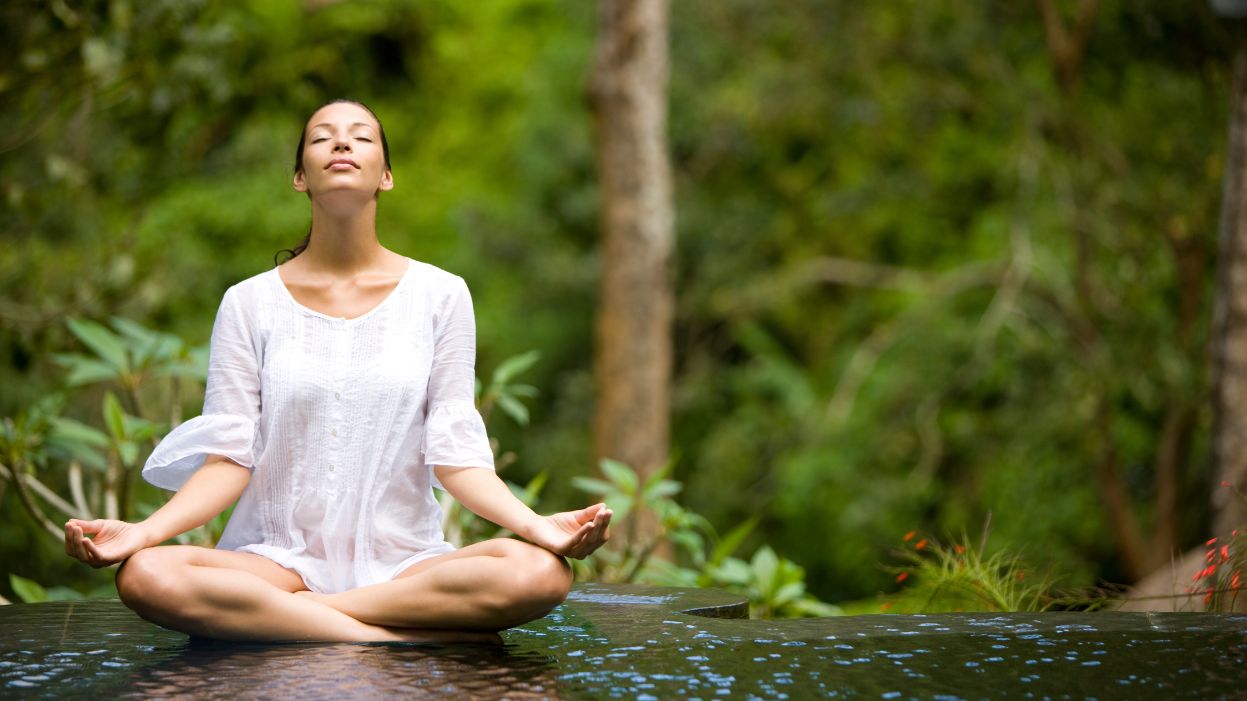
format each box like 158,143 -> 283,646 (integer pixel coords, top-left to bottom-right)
527,503 -> 613,560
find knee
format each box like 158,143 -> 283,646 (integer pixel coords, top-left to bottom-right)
116,548 -> 183,616
499,543 -> 571,617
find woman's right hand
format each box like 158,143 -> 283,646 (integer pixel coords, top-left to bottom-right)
64,519 -> 151,568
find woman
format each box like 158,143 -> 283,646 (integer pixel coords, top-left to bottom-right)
63,99 -> 612,643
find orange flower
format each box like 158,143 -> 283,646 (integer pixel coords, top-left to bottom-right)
903,530 -> 916,542
881,601 -> 894,612
895,572 -> 909,584
954,544 -> 965,555
915,539 -> 927,551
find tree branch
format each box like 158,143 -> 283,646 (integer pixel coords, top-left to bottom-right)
0,462 -> 64,539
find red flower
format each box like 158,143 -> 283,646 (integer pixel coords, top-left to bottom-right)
1204,591 -> 1215,606
1221,545 -> 1230,562
954,544 -> 965,555
915,539 -> 928,551
881,601 -> 894,612
903,530 -> 916,542
1207,537 -> 1218,546
895,572 -> 909,584
1221,481 -> 1232,488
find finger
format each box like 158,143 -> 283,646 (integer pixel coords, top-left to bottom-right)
82,538 -> 106,567
64,522 -> 75,557
74,524 -> 93,562
68,524 -> 86,562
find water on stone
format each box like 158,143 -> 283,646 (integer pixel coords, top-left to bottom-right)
3,583 -> 1245,699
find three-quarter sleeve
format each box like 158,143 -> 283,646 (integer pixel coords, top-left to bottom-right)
143,286 -> 261,490
424,276 -> 495,488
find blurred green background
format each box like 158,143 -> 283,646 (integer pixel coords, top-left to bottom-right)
1,0 -> 1241,610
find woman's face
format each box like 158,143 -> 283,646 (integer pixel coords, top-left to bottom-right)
293,102 -> 393,199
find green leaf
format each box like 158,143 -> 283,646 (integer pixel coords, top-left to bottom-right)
491,350 -> 540,385
603,494 -> 632,523
67,318 -> 130,373
773,581 -> 806,608
52,353 -> 121,386
751,546 -> 780,592
709,557 -> 753,586
791,598 -> 843,618
669,529 -> 705,563
45,586 -> 86,602
118,440 -> 139,468
496,393 -> 530,426
599,458 -> 639,495
711,517 -> 758,566
570,476 -> 615,495
506,384 -> 539,398
102,392 -> 126,441
643,479 -> 682,500
9,574 -> 48,603
49,417 -> 110,448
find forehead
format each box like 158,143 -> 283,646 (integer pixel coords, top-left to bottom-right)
305,103 -> 379,132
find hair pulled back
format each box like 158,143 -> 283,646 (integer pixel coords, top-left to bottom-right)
274,99 -> 392,266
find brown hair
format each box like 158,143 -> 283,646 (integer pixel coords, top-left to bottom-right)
274,99 -> 393,265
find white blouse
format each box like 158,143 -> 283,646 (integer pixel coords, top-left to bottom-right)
142,258 -> 495,593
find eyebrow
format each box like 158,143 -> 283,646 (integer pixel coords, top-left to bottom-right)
309,122 -> 375,131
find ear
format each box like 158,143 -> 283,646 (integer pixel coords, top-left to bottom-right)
378,169 -> 394,193
293,169 -> 308,193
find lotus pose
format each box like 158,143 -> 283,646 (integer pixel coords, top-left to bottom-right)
63,99 -> 611,643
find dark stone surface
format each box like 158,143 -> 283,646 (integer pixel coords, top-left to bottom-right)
2,583 -> 1246,699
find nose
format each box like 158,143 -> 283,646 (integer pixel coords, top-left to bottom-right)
333,134 -> 352,152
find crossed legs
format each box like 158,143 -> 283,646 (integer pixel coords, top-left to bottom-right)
115,539 -> 571,643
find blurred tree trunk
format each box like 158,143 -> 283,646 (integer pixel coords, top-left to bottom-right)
1211,41 -> 1247,540
588,0 -> 674,534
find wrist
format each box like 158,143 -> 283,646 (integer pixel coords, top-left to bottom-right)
515,513 -> 546,542
134,520 -> 163,548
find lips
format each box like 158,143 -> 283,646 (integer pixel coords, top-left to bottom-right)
326,158 -> 359,170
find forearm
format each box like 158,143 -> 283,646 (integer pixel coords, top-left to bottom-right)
434,466 -> 543,539
137,456 -> 250,546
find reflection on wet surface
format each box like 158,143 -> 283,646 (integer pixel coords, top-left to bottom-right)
2,584 -> 1246,699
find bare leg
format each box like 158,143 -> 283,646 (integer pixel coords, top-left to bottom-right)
116,546 -> 496,643
297,539 -> 572,631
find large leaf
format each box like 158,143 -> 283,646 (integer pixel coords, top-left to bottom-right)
643,479 -> 682,501
599,458 -> 639,495
102,392 -> 126,441
66,318 -> 129,373
52,353 -> 121,386
496,393 -> 530,426
711,517 -> 758,566
751,546 -> 780,593
9,574 -> 47,603
49,416 -> 110,448
491,350 -> 540,385
570,476 -> 615,495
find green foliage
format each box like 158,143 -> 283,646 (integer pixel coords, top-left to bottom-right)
572,459 -> 838,618
1,0 -> 1241,606
879,528 -> 1106,614
7,574 -> 114,604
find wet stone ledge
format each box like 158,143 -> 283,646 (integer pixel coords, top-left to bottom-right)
2,583 -> 1246,699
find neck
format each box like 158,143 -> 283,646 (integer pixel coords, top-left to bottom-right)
300,196 -> 389,274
